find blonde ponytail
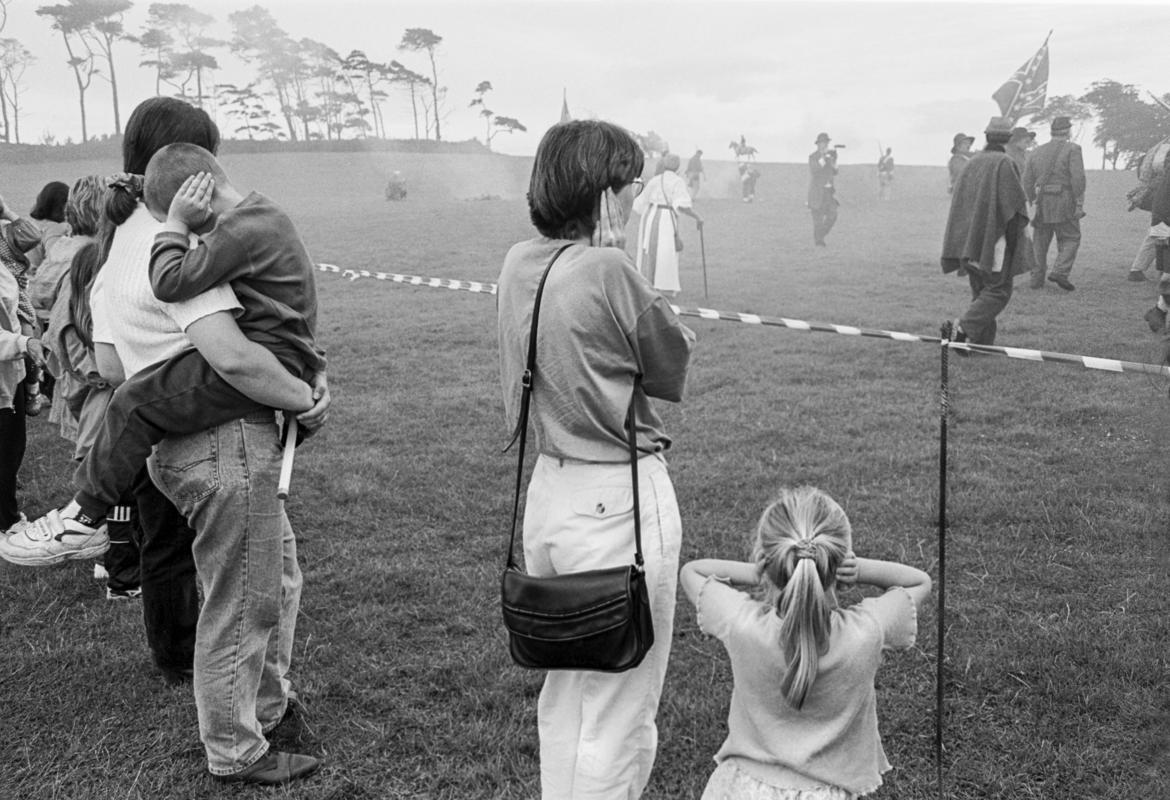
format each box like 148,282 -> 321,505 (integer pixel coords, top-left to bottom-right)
753,486 -> 851,709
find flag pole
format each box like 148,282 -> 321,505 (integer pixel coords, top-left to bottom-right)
699,225 -> 709,300
1148,90 -> 1170,115
936,320 -> 952,800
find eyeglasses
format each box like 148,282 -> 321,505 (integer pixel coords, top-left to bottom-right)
629,177 -> 644,197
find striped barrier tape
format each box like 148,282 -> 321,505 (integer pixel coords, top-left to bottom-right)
667,306 -> 1170,378
314,264 -> 1170,379
317,263 -> 498,295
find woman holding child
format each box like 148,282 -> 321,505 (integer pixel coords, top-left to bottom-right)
1,97 -> 329,785
497,120 -> 696,799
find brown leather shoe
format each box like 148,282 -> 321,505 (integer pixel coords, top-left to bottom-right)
1048,274 -> 1075,291
215,751 -> 321,785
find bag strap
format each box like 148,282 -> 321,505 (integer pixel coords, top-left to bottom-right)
1036,140 -> 1069,190
505,244 -> 645,572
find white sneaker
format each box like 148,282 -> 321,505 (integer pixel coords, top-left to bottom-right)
3,513 -> 29,536
0,509 -> 109,566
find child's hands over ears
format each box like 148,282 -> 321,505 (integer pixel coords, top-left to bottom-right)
168,172 -> 215,231
836,551 -> 858,586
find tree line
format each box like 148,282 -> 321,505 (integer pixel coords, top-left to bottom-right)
0,0 -> 526,149
1028,81 -> 1170,169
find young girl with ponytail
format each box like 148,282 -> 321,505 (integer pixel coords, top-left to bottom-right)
680,485 -> 932,799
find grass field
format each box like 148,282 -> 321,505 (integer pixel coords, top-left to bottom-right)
0,149 -> 1167,800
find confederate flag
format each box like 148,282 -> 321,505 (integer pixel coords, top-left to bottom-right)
992,33 -> 1051,123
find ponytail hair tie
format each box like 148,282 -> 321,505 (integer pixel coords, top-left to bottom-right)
106,173 -> 144,198
794,540 -> 818,561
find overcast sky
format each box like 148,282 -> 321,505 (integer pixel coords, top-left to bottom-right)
4,0 -> 1168,166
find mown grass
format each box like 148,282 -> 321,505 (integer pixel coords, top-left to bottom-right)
0,153 -> 1166,799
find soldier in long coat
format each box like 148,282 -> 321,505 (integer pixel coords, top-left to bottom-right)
1022,116 -> 1086,291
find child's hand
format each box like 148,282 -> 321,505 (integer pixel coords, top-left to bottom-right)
168,173 -> 215,231
836,551 -> 858,586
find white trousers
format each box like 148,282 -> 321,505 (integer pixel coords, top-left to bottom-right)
523,454 -> 683,800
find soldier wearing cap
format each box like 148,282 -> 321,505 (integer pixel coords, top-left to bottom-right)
1022,115 -> 1086,291
807,132 -> 838,246
941,117 -> 1033,346
948,132 -> 975,193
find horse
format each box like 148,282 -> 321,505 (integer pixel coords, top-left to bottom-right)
729,140 -> 757,161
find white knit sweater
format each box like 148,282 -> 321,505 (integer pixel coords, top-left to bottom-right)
91,203 -> 240,379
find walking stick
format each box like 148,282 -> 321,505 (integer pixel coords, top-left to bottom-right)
277,417 -> 298,501
699,224 -> 709,300
936,320 -> 952,799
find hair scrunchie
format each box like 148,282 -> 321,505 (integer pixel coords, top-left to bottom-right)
794,540 -> 818,561
106,172 -> 144,198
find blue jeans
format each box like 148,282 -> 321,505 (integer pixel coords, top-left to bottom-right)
148,411 -> 302,776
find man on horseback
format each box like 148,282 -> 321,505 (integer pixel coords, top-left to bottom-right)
730,135 -> 757,163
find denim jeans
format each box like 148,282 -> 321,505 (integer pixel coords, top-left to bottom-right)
522,453 -> 682,800
74,346 -> 264,521
148,411 -> 302,776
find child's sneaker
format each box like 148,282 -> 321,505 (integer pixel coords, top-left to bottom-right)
0,510 -> 109,566
106,586 -> 142,601
3,513 -> 29,536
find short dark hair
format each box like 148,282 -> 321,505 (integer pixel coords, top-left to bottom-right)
29,181 -> 69,223
122,97 -> 220,175
98,97 -> 223,265
528,120 -> 644,240
143,143 -> 228,216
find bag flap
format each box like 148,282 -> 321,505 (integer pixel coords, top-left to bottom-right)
502,565 -> 635,615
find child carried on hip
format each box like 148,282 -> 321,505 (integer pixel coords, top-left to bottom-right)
1,143 -> 326,567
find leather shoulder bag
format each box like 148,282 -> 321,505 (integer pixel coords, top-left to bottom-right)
500,244 -> 654,673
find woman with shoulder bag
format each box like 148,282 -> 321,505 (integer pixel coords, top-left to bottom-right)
497,120 -> 696,799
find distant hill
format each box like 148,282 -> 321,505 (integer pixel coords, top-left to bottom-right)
1,145 -> 1136,209
0,137 -> 492,165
